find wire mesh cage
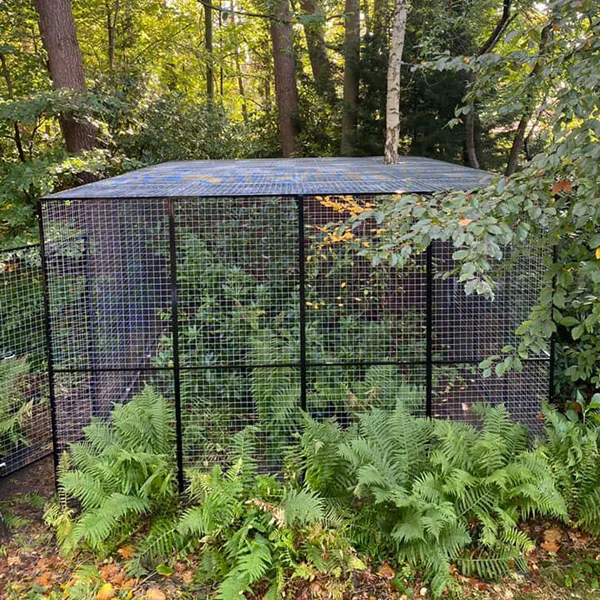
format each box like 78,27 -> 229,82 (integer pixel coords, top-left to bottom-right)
39,158 -> 551,483
0,245 -> 52,476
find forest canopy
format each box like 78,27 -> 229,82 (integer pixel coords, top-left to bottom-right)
2,0 -> 597,245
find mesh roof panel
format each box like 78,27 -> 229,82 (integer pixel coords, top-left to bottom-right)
45,157 -> 493,199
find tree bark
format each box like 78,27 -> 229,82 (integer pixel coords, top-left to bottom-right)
299,0 -> 336,100
35,0 -> 96,153
340,0 -> 360,155
105,0 -> 119,73
383,0 -> 408,164
465,0 -> 513,169
230,0 -> 248,122
204,0 -> 215,104
0,53 -> 26,163
465,73 -> 480,169
269,0 -> 299,157
505,23 -> 551,176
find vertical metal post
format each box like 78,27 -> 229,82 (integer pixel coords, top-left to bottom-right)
83,234 -> 99,416
168,199 -> 185,493
548,244 -> 558,403
297,196 -> 307,412
425,243 -> 433,418
37,200 -> 60,484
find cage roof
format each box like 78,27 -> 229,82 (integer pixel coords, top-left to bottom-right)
45,156 -> 493,199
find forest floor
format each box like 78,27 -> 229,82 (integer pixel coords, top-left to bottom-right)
1,459 -> 600,600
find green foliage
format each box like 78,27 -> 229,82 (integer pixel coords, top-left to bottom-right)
301,403 -> 566,596
0,357 -> 31,460
46,386 -> 177,555
540,397 -> 600,534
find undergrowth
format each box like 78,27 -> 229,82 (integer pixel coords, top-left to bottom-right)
45,386 -> 600,598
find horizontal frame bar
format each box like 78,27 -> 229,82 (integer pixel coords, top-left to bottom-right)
52,355 -> 551,374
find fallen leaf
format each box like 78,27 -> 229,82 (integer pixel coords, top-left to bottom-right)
459,218 -> 473,227
117,545 -> 135,560
568,529 -> 590,548
551,180 -> 573,194
541,527 -> 562,553
36,571 -> 54,587
144,588 -> 167,600
156,563 -> 174,577
377,562 -> 395,579
181,570 -> 194,585
100,564 -> 126,586
96,582 -> 116,600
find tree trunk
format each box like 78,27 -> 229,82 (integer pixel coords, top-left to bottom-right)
465,71 -> 480,169
35,0 -> 96,153
464,0 -> 513,169
105,0 -> 119,73
269,0 -> 299,157
0,53 -> 26,163
340,0 -> 360,155
505,23 -> 551,176
231,0 -> 248,123
299,0 -> 336,100
384,0 -> 408,164
204,0 -> 215,104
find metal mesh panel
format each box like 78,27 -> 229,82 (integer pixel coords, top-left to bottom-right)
0,245 -> 51,476
432,241 -> 549,362
40,192 -> 551,479
306,365 -> 427,421
304,196 -> 427,364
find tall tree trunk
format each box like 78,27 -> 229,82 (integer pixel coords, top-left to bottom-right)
204,0 -> 215,104
231,0 -> 248,122
35,0 -> 96,153
465,0 -> 513,169
299,0 -> 335,100
0,53 -> 26,163
465,74 -> 480,169
105,0 -> 119,73
384,0 -> 408,164
340,0 -> 360,155
505,23 -> 551,176
270,0 -> 299,157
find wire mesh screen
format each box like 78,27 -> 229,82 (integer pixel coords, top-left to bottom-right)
40,194 -> 551,479
0,245 -> 52,476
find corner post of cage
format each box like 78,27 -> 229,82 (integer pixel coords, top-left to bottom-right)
548,243 -> 558,403
37,199 -> 60,481
167,198 -> 185,493
296,196 -> 308,412
425,243 -> 433,418
82,233 -> 99,416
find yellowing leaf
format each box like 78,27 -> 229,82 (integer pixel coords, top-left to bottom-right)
96,583 -> 116,600
551,180 -> 573,194
144,588 -> 167,600
459,218 -> 472,227
595,248 -> 600,260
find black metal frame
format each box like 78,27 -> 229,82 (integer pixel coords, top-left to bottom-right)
38,194 -> 555,485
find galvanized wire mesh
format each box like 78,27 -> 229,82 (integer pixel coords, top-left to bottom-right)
40,194 -> 551,478
0,245 -> 52,476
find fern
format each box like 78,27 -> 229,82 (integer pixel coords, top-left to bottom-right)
49,386 -> 177,554
300,402 -> 566,596
540,401 -> 600,533
0,357 -> 32,460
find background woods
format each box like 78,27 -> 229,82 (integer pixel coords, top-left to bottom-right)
2,0 -> 595,242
